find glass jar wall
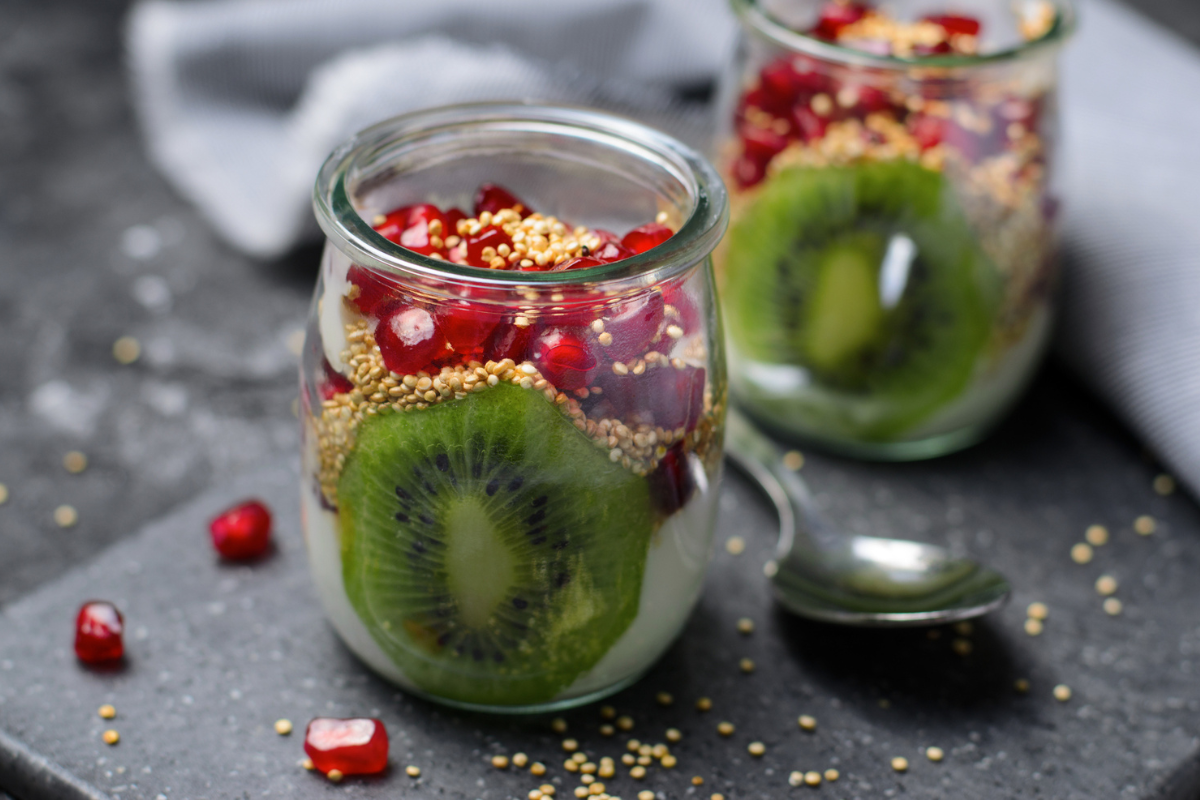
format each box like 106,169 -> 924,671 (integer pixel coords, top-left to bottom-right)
301,104 -> 729,713
715,0 -> 1074,459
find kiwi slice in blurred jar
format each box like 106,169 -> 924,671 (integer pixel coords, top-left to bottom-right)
724,160 -> 1000,439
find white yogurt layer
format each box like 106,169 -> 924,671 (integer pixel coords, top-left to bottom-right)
300,446 -> 718,705
317,250 -> 357,376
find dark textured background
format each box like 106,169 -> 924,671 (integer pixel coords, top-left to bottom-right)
1,1 -> 1199,798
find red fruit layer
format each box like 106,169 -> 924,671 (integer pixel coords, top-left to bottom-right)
304,718 -> 389,776
474,183 -> 533,218
346,265 -> 402,317
530,328 -> 597,391
75,601 -> 124,664
598,292 -> 665,362
464,225 -> 513,268
209,499 -> 272,560
592,365 -> 706,433
923,13 -> 981,36
375,302 -> 445,375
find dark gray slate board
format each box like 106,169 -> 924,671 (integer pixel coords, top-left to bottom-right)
2,401 -> 1199,800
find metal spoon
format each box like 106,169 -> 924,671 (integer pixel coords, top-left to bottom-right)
724,409 -> 1011,626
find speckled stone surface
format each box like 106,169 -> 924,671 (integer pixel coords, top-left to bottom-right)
2,0 -> 1200,798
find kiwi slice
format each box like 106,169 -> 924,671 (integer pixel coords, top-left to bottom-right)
724,160 -> 1000,439
338,383 -> 655,707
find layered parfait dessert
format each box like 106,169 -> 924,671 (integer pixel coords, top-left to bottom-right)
302,157 -> 727,712
718,0 -> 1073,457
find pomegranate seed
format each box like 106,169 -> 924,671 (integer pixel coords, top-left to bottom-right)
732,155 -> 767,189
397,204 -> 444,256
484,319 -> 536,363
593,240 -> 635,263
75,601 -> 124,664
924,14 -> 981,37
791,107 -> 828,144
621,223 -> 673,255
464,226 -> 513,268
209,499 -> 272,560
444,206 -> 468,238
346,265 -> 402,317
374,302 -> 445,375
474,183 -> 533,217
648,443 -> 697,516
530,328 -> 597,391
318,359 -> 354,400
811,1 -> 868,40
550,256 -> 606,271
443,295 -> 499,353
371,205 -> 414,243
600,292 -> 665,362
304,718 -> 389,776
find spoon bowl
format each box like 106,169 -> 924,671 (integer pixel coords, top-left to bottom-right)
725,409 -> 1011,627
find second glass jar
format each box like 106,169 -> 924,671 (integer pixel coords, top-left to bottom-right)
715,0 -> 1074,459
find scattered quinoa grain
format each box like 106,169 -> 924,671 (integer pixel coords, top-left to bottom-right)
580,774 -> 595,784
1096,575 -> 1118,595
406,765 -> 421,777
954,621 -> 973,636
1071,543 -> 1094,564
806,771 -> 822,786
952,638 -> 972,656
598,763 -> 614,778
301,758 -> 314,770
599,724 -> 615,737
748,742 -> 765,757
573,788 -> 588,798
639,792 -> 655,800
552,718 -> 569,733
662,754 -> 678,768
531,762 -> 547,776
530,791 -> 544,800
798,714 -> 817,731
717,721 -> 735,736
0,483 -> 7,505
573,753 -> 588,764
696,697 -> 712,711
627,739 -> 642,752
1024,618 -> 1044,636
891,756 -> 908,772
1135,515 -> 1156,535
622,754 -> 636,766
600,705 -> 616,719
737,617 -> 755,634
565,760 -> 579,773
102,729 -> 120,745
1053,684 -> 1072,702
98,704 -> 116,720
1026,602 -> 1048,620
588,782 -> 605,796
54,504 -> 78,528
1154,474 -> 1176,495
581,761 -> 597,774
725,536 -> 745,555
1014,678 -> 1030,693
493,755 -> 510,769
823,769 -> 839,782
113,336 -> 141,364
327,769 -> 344,782
274,719 -> 293,735
926,746 -> 944,762
630,765 -> 647,779
783,450 -> 804,470
562,739 -> 579,753
788,771 -> 804,787
63,451 -> 88,473
1104,597 -> 1124,615
656,691 -> 674,706
666,728 -> 682,743
617,715 -> 634,731
739,658 -> 756,673
1085,525 -> 1109,546
513,753 -> 529,768
712,794 -> 726,800
692,776 -> 704,785
540,784 -> 556,796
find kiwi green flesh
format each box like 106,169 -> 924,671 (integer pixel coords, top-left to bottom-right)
725,161 -> 999,439
338,382 -> 655,707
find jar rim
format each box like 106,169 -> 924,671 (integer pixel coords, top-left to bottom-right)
729,0 -> 1076,69
313,102 -> 729,288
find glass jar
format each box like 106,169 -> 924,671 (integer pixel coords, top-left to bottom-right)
714,0 -> 1074,459
301,103 -> 729,713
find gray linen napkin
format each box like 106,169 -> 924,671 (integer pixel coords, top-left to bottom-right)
127,0 -> 1200,496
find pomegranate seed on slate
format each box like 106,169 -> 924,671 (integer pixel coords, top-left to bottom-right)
375,302 -> 445,375
345,265 -> 402,317
531,328 -> 597,391
465,225 -> 514,268
484,318 -> 536,363
318,359 -> 354,400
621,223 -> 673,255
474,183 -> 533,217
924,14 -> 981,37
600,292 -> 665,361
648,443 -> 697,516
209,499 -> 272,560
75,601 -> 124,664
304,717 -> 389,776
